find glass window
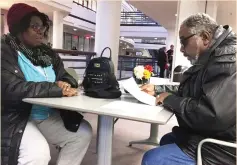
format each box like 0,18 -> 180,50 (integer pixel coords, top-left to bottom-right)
79,36 -> 84,51
64,33 -> 72,50
91,0 -> 96,11
84,37 -> 90,51
72,35 -> 79,50
1,15 -> 4,35
84,0 -> 88,8
89,38 -> 95,51
78,0 -> 83,5
88,0 -> 92,9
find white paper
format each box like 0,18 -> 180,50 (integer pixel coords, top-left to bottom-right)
121,77 -> 156,106
150,77 -> 180,86
100,101 -> 163,115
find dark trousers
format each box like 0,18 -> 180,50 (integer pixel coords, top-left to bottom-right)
159,64 -> 165,78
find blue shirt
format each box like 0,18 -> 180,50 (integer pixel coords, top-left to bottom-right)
18,51 -> 56,120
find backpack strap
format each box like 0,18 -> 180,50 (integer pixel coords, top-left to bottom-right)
100,47 -> 112,59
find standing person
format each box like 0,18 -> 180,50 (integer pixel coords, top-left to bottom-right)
72,46 -> 77,50
166,44 -> 174,77
141,13 -> 236,165
1,3 -> 92,165
157,47 -> 168,78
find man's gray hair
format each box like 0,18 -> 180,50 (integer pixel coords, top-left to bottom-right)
181,13 -> 218,35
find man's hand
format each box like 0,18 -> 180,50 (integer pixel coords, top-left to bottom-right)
140,84 -> 155,96
62,88 -> 78,97
156,92 -> 171,105
56,81 -> 71,91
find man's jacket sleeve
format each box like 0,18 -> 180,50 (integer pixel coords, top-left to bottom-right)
163,62 -> 236,132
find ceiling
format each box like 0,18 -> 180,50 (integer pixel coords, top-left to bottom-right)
0,1 -> 55,11
216,1 -> 236,32
63,24 -> 94,36
127,0 -> 236,33
0,0 -> 67,20
128,1 -> 178,31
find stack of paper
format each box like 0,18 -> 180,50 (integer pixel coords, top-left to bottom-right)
120,77 -> 156,106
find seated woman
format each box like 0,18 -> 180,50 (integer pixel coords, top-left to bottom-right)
1,3 -> 92,165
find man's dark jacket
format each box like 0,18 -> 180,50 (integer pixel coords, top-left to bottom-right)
163,25 -> 236,165
1,42 -> 81,165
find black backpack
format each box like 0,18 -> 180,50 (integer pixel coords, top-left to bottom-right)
82,47 -> 122,98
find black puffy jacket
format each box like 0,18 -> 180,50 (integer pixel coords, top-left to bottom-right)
163,25 -> 236,165
1,42 -> 80,165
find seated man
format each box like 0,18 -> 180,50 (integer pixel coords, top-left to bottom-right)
141,13 -> 236,165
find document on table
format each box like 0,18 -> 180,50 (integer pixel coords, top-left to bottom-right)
100,100 -> 163,116
150,77 -> 180,86
121,77 -> 156,106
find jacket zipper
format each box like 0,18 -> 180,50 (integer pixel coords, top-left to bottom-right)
43,68 -> 48,81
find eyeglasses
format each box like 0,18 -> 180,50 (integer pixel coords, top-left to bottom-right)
30,24 -> 46,33
180,34 -> 196,47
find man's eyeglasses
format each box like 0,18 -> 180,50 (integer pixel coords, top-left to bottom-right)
30,24 -> 46,33
180,34 -> 196,47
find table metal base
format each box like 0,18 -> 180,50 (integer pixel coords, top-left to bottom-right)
129,123 -> 160,147
97,115 -> 114,165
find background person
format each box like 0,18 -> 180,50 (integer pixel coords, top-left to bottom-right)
157,47 -> 168,78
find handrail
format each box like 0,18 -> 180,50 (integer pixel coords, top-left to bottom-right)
60,53 -> 159,79
119,55 -> 155,60
72,1 -> 96,12
53,49 -> 96,56
71,2 -> 159,26
53,49 -> 156,60
120,11 -> 159,26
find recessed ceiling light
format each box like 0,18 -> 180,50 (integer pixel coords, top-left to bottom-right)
121,37 -> 124,39
154,38 -> 157,39
175,14 -> 178,17
73,28 -> 77,31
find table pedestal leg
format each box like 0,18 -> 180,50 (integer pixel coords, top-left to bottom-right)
95,116 -> 100,154
129,123 -> 159,146
97,115 -> 114,165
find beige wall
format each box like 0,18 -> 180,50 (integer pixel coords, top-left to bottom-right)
1,9 -> 8,35
172,0 -> 236,70
166,29 -> 175,50
173,0 -> 207,69
1,11 -> 4,35
216,1 -> 236,33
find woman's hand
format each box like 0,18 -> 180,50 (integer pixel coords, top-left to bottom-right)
156,92 -> 171,105
140,84 -> 155,96
62,88 -> 78,97
56,81 -> 71,91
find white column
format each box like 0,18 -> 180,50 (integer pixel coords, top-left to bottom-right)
1,10 -> 9,34
206,1 -> 218,20
94,0 -> 122,76
166,29 -> 175,49
1,13 -> 4,35
52,11 -> 64,49
172,0 -> 218,75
